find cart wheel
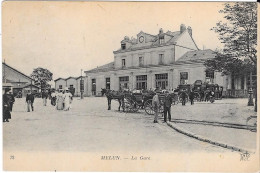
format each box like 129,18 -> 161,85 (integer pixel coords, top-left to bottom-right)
144,100 -> 154,115
124,100 -> 132,112
159,105 -> 164,113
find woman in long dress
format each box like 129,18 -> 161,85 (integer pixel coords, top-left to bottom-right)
56,90 -> 64,110
63,88 -> 72,111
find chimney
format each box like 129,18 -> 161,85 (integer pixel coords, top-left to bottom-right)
180,24 -> 186,34
187,26 -> 192,37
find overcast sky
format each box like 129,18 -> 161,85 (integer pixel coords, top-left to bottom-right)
3,1 -> 226,82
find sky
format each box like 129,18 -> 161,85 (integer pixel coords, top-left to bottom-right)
2,1 -> 226,81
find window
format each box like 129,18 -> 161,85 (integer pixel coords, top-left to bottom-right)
119,76 -> 129,82
92,79 -> 96,95
159,54 -> 164,64
59,85 -> 62,89
205,71 -> 214,83
180,72 -> 188,85
136,75 -> 147,90
122,59 -> 126,67
139,57 -> 144,66
119,76 -> 129,90
121,43 -> 126,50
155,73 -> 168,89
106,78 -> 110,90
159,36 -> 165,44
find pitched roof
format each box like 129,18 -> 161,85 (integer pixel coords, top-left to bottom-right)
177,49 -> 216,62
2,62 -> 33,81
65,77 -> 77,80
54,78 -> 66,82
85,62 -> 114,73
23,84 -> 40,89
114,29 -> 184,53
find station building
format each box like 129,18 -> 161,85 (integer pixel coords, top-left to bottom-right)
84,25 -> 230,96
53,24 -> 249,97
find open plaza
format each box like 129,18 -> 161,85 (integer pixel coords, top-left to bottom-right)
3,96 -> 256,153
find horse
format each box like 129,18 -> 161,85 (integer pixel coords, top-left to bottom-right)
103,89 -> 126,111
101,88 -> 107,96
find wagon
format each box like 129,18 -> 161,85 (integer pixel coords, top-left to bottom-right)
144,93 -> 165,115
124,92 -> 144,112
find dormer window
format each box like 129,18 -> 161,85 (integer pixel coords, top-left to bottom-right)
159,36 -> 165,44
121,43 -> 126,50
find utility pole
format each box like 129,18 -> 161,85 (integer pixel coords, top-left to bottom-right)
80,69 -> 84,99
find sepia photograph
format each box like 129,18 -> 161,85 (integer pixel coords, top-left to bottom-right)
2,1 -> 259,172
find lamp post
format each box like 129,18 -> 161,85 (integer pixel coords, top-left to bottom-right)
80,69 -> 84,99
248,72 -> 254,106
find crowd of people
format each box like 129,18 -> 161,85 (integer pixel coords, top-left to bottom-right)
2,87 -> 74,123
25,87 -> 73,112
151,88 -> 216,123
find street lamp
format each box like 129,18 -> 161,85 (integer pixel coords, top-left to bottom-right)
248,72 -> 254,106
80,69 -> 84,99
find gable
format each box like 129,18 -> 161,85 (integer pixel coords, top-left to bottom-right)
176,30 -> 198,50
3,63 -> 32,83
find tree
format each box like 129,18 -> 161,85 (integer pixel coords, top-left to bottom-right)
31,67 -> 53,90
204,53 -> 256,76
211,2 -> 257,64
207,2 -> 257,111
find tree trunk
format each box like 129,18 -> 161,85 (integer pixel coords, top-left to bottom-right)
255,84 -> 257,112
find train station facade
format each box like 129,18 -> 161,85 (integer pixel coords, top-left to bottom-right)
84,25 -> 230,96
53,24 -> 249,97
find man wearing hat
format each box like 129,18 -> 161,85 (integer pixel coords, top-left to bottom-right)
26,90 -> 35,112
3,88 -> 12,122
42,89 -> 48,106
152,91 -> 160,123
163,91 -> 173,122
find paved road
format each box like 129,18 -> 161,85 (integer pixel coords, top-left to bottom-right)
3,97 -> 228,153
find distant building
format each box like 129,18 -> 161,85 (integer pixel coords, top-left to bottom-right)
2,62 -> 34,97
54,76 -> 87,96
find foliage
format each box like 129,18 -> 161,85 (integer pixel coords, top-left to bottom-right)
204,53 -> 256,76
211,2 -> 257,64
30,67 -> 53,90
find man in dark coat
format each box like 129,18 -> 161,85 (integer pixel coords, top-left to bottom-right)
26,91 -> 35,112
3,88 -> 12,122
180,89 -> 187,106
189,89 -> 195,105
163,91 -> 173,122
42,90 -> 48,106
7,91 -> 15,112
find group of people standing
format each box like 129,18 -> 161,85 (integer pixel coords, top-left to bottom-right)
25,87 -> 73,112
3,88 -> 15,122
50,87 -> 73,111
152,90 -> 173,123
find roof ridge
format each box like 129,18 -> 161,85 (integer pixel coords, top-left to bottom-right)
2,62 -> 33,80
